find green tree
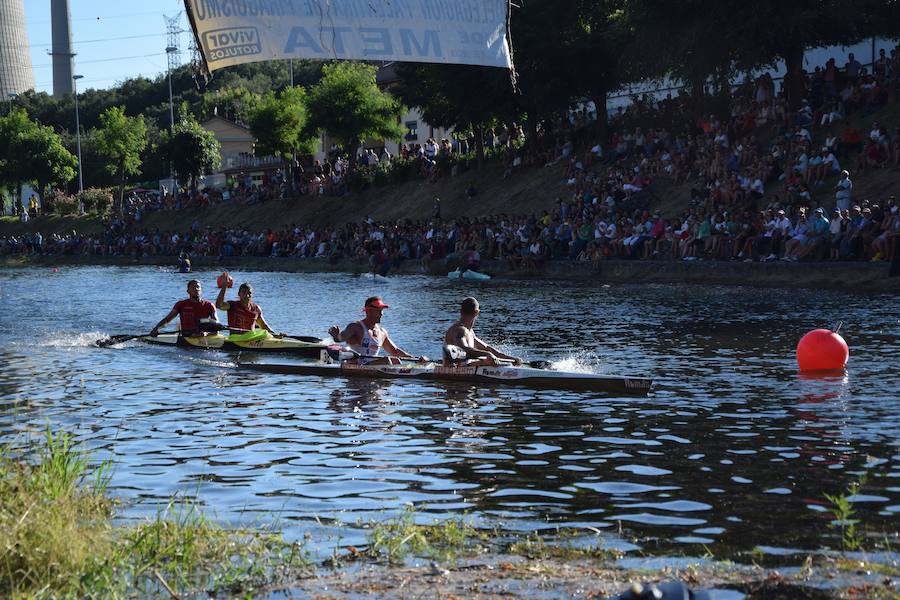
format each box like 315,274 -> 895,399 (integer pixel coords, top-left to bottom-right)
162,115 -> 221,189
577,0 -> 631,134
250,86 -> 317,158
624,0 -> 898,112
94,106 -> 148,208
304,62 -> 404,171
393,63 -> 514,167
0,109 -> 76,205
199,86 -> 262,124
25,126 -> 78,206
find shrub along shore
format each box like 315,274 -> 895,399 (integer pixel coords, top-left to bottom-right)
2,431 -> 896,599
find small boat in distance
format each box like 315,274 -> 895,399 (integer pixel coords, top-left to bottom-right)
448,268 -> 491,281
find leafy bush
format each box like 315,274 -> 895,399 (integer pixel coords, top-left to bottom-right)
49,190 -> 78,216
344,169 -> 371,193
388,157 -> 419,184
371,161 -> 392,187
78,188 -> 113,215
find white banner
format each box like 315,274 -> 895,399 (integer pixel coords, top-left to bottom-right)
184,0 -> 512,71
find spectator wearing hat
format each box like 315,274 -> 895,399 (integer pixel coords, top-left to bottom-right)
795,207 -> 831,260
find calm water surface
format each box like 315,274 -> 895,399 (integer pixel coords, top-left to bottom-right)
0,266 -> 897,562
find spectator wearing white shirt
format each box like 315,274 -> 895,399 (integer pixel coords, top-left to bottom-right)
834,170 -> 853,211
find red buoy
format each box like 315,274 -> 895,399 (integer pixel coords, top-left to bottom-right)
216,273 -> 234,289
797,329 -> 849,372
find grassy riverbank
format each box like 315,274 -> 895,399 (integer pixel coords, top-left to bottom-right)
0,431 -> 310,598
2,431 -> 896,599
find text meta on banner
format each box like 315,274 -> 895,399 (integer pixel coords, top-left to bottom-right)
185,0 -> 513,71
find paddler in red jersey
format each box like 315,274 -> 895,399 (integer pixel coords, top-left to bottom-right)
150,279 -> 218,337
443,297 -> 523,367
214,272 -> 284,337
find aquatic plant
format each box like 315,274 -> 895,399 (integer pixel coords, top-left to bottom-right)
365,504 -> 487,563
505,528 -> 624,561
824,474 -> 867,552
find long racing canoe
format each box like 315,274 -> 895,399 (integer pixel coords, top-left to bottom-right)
138,331 -> 344,359
237,360 -> 652,395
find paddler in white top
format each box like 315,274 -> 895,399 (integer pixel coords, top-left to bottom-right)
328,296 -> 427,365
443,297 -> 523,367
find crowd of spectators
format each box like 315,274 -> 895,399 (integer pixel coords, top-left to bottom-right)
3,46 -> 900,269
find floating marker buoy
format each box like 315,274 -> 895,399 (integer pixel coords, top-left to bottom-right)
797,328 -> 849,372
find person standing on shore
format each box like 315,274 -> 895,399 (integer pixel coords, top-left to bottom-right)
150,279 -> 218,337
835,170 -> 853,212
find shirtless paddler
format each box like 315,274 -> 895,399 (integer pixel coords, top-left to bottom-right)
443,297 -> 523,367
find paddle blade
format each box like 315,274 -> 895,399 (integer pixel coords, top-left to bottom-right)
95,334 -> 138,347
289,335 -> 327,343
528,360 -> 552,370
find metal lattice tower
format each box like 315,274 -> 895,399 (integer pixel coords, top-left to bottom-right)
0,0 -> 36,97
164,13 -> 181,73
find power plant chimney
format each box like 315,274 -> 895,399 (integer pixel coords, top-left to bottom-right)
0,0 -> 36,97
50,0 -> 74,98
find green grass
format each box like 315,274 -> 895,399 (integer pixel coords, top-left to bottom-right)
364,505 -> 489,564
0,430 -> 311,599
505,529 -> 624,562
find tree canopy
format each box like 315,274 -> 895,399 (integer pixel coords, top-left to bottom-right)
0,109 -> 76,201
2,3 -> 899,191
304,62 -> 405,169
94,106 -> 148,206
250,87 -> 317,159
161,115 -> 222,189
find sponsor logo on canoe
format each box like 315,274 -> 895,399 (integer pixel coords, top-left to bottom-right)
624,378 -> 651,389
341,363 -> 415,375
434,366 -> 477,376
479,368 -> 519,379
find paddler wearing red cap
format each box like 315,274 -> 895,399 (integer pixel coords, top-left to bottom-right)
328,296 -> 427,365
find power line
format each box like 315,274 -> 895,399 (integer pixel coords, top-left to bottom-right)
28,10 -> 176,24
32,32 -> 175,47
31,52 -> 170,68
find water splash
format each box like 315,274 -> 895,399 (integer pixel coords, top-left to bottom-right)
549,349 -> 602,373
40,331 -> 111,348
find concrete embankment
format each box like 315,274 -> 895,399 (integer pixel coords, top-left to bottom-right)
3,254 -> 898,292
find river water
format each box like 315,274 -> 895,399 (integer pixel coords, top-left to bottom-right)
0,266 -> 897,562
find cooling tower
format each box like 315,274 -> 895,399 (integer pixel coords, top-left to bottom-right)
51,0 -> 74,98
0,0 -> 36,97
